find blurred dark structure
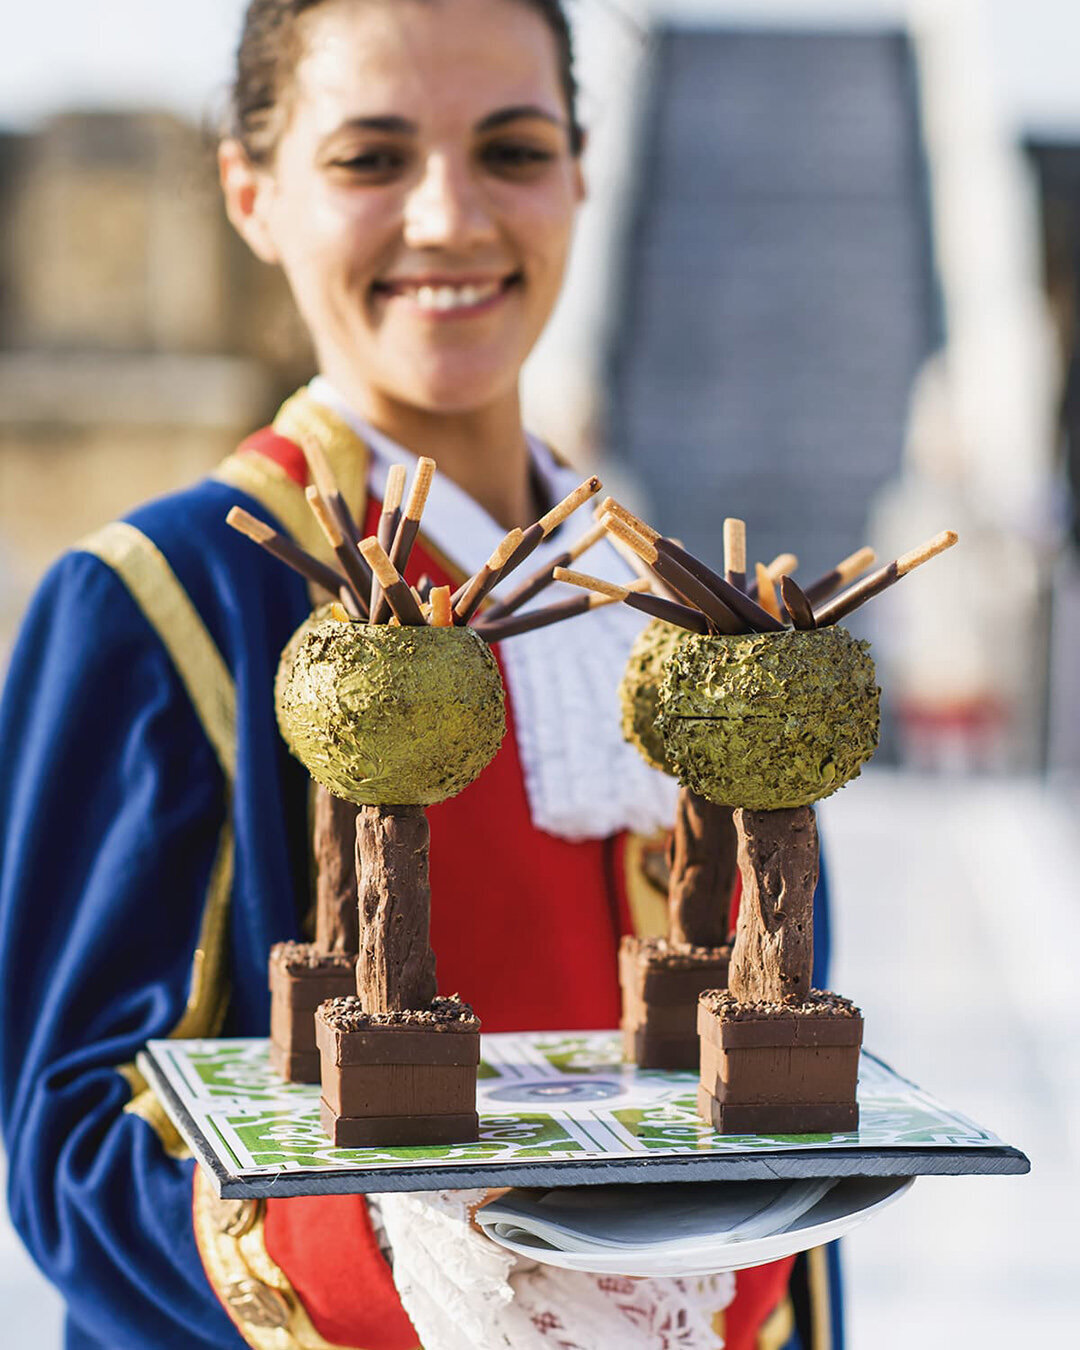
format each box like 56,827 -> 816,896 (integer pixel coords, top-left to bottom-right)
1028,139 -> 1080,549
607,27 -> 941,579
1027,138 -> 1080,774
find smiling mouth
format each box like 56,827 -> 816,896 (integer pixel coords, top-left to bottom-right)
373,272 -> 522,316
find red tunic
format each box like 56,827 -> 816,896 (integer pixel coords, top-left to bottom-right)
228,427 -> 794,1350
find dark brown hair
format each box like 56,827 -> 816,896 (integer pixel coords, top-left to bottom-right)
228,0 -> 583,164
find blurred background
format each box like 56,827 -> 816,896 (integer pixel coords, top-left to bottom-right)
1,0 -> 1078,1345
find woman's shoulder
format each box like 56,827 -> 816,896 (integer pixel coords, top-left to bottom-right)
47,475 -> 308,683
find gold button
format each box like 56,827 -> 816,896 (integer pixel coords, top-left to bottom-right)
223,1277 -> 293,1330
208,1195 -> 264,1238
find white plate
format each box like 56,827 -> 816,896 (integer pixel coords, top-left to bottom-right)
479,1176 -> 915,1276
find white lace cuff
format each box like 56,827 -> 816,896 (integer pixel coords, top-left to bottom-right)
374,1189 -> 736,1350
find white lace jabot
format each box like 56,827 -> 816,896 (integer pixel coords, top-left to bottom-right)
308,377 -> 677,841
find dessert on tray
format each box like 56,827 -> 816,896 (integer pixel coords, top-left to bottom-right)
612,513 -> 798,1070
229,445 -> 612,1144
557,503 -> 956,1133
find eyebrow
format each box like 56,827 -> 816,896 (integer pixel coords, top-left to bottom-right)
327,105 -> 566,139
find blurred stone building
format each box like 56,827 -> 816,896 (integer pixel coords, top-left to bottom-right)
0,110 -> 313,654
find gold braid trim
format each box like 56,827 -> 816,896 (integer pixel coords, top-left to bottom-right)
80,522 -> 236,777
756,1295 -> 795,1350
125,1087 -> 191,1161
806,1245 -> 833,1350
212,389 -> 371,594
621,830 -> 671,939
193,1170 -> 363,1350
213,387 -> 472,596
78,522 -> 236,1141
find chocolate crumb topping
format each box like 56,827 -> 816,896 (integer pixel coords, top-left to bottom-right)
319,993 -> 479,1032
700,989 -> 862,1020
271,941 -> 356,975
633,936 -> 731,968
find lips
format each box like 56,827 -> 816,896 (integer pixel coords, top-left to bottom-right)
373,272 -> 521,316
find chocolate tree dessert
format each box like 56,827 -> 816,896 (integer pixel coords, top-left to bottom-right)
229,444 -> 610,1144
264,607 -> 361,1081
557,502 -> 956,1132
592,507 -> 798,1071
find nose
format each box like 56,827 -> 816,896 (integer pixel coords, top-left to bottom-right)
402,152 -> 498,251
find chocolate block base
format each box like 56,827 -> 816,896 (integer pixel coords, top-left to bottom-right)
697,989 -> 863,1135
268,943 -> 357,1083
316,995 -> 480,1147
319,1099 -> 479,1147
696,1086 -> 859,1134
619,936 -> 729,1070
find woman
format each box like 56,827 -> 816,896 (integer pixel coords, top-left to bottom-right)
0,2 -> 837,1346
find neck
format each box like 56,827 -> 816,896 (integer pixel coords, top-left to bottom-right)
328,377 -> 538,531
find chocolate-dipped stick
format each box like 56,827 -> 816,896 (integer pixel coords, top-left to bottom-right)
813,532 -> 957,628
226,507 -> 353,599
603,514 -> 741,632
484,519 -> 607,620
305,487 -> 371,618
489,475 -> 603,590
358,538 -> 426,626
475,595 -> 593,641
598,496 -> 660,543
370,464 -> 408,619
802,546 -> 877,606
654,537 -> 784,633
724,518 -> 747,592
475,580 -> 648,642
754,563 -> 782,622
596,510 -> 678,601
540,476 -> 603,536
552,567 -> 710,635
299,434 -> 373,595
370,457 -> 436,623
601,497 -> 784,633
780,576 -> 817,630
452,529 -> 524,625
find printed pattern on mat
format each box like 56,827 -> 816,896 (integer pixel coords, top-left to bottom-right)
144,1032 -> 1004,1179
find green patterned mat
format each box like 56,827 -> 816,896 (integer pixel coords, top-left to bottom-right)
138,1032 -> 1024,1196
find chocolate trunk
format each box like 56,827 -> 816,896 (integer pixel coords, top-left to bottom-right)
620,790 -> 736,1069
669,790 -> 737,947
314,787 -> 360,953
269,788 -> 360,1083
355,804 -> 437,1012
728,806 -> 816,1004
319,805 -> 478,1145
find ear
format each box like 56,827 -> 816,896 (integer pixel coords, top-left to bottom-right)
571,129 -> 588,203
219,138 -> 281,265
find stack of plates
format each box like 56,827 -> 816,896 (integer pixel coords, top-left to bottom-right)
477,1176 -> 914,1276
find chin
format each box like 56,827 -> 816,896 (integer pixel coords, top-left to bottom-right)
395,361 -> 520,416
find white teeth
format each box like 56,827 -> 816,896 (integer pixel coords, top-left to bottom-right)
407,281 -> 500,312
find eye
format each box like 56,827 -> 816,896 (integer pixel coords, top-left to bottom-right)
480,141 -> 557,176
329,147 -> 409,178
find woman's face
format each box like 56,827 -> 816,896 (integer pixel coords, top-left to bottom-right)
225,0 -> 584,415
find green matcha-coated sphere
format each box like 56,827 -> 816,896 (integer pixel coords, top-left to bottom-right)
657,627 -> 880,809
276,619 -> 506,806
618,618 -> 690,774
